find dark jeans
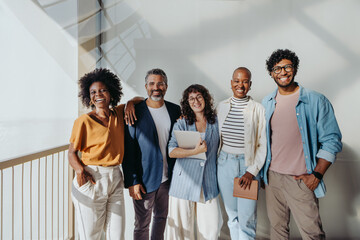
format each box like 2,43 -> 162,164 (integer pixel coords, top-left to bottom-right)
133,180 -> 170,240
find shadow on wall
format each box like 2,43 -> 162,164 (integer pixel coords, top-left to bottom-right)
232,143 -> 360,240
320,143 -> 360,239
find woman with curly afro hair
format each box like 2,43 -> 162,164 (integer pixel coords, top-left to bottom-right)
166,84 -> 221,239
68,68 -> 142,240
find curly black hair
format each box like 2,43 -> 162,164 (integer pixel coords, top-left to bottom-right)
78,68 -> 123,109
180,84 -> 216,125
266,49 -> 300,76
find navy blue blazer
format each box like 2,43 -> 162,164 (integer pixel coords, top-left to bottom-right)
122,100 -> 181,193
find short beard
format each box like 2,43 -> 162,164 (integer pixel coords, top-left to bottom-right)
150,90 -> 164,101
150,95 -> 163,101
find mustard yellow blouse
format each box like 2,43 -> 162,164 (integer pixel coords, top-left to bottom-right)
70,105 -> 125,166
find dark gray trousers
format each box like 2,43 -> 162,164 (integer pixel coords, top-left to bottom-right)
133,180 -> 170,240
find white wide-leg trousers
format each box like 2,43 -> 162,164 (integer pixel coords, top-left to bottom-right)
71,165 -> 125,240
167,193 -> 221,240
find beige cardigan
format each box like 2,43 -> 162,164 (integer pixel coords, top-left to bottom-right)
217,97 -> 267,176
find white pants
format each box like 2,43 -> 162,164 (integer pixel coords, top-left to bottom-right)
167,193 -> 221,240
71,165 -> 125,240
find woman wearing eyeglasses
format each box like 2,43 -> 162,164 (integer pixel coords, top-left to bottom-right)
217,67 -> 266,240
166,84 -> 220,240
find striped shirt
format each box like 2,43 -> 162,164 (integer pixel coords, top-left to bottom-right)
221,96 -> 249,154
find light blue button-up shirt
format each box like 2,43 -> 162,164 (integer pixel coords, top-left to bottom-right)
261,84 -> 342,198
168,118 -> 219,202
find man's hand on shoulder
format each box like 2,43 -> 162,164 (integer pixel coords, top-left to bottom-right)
294,174 -> 320,191
124,101 -> 137,126
124,96 -> 144,125
129,183 -> 146,200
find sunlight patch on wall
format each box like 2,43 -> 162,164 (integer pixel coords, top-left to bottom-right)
0,0 -> 78,161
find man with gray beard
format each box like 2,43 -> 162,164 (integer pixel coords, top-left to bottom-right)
123,68 -> 181,240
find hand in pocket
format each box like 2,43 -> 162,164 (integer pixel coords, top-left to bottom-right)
76,169 -> 96,187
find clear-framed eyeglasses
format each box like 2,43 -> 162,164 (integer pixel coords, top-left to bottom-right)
188,95 -> 204,103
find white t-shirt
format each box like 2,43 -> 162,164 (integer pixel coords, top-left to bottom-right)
148,104 -> 171,182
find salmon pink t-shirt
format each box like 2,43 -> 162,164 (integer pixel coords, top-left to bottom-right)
269,89 -> 307,176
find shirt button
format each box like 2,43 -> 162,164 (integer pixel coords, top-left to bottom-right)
296,113 -> 299,116
200,162 -> 205,167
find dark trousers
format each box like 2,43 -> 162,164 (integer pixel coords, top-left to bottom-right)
133,180 -> 170,240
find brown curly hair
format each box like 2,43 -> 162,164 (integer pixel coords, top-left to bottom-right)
180,84 -> 216,125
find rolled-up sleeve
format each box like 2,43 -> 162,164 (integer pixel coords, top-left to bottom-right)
315,97 -> 342,163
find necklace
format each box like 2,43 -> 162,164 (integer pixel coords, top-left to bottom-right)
95,113 -> 109,119
93,111 -> 110,127
94,109 -> 110,119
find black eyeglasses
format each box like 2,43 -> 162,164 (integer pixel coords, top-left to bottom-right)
272,64 -> 293,74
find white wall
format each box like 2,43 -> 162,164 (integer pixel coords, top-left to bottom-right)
0,0 -> 78,161
99,0 -> 360,239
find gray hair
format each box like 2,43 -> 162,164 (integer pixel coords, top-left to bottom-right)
145,68 -> 168,85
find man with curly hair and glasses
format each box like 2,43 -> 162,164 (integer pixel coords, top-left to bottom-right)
261,49 -> 342,239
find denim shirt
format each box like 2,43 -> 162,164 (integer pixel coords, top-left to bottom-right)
261,84 -> 342,198
168,118 -> 220,202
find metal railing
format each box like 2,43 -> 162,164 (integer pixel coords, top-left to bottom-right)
0,145 -> 74,240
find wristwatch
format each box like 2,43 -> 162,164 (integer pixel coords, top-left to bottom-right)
312,171 -> 323,180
